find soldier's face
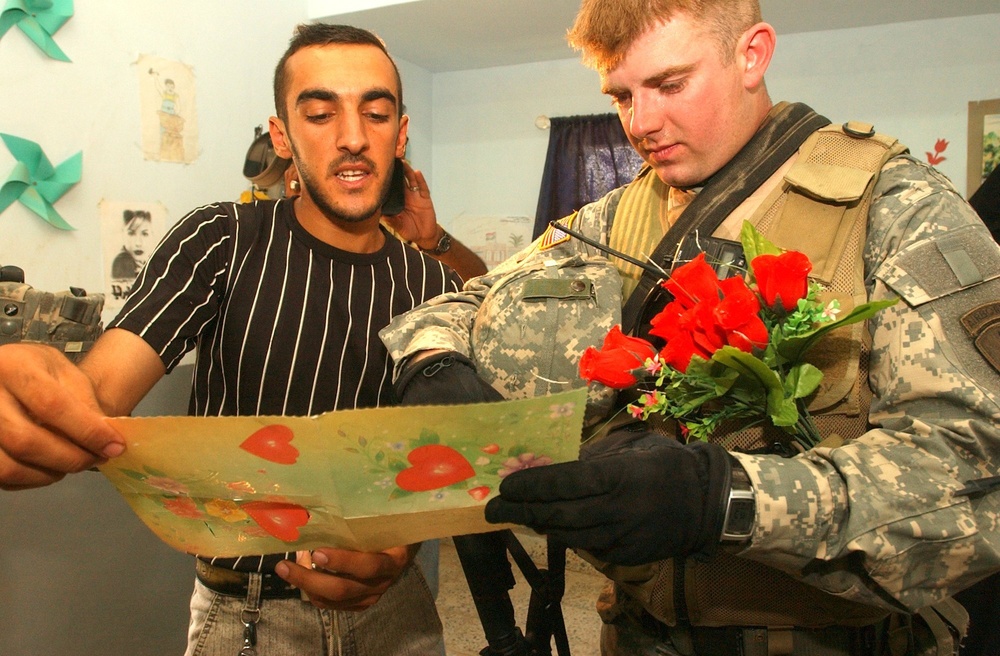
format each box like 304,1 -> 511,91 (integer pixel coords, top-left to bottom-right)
602,13 -> 763,188
270,44 -> 407,227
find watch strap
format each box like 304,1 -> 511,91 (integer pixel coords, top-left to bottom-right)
720,456 -> 756,543
420,229 -> 452,255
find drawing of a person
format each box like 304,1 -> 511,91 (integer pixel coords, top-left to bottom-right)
110,210 -> 154,298
149,68 -> 185,161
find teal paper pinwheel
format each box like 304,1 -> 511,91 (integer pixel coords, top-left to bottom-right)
0,0 -> 73,62
0,133 -> 82,230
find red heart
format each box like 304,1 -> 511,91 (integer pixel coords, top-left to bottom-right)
395,445 -> 475,492
468,486 -> 491,501
240,425 -> 299,464
242,501 -> 309,542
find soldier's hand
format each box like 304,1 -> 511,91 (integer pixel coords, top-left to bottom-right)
276,544 -> 417,611
485,432 -> 733,565
394,350 -> 503,406
0,343 -> 124,490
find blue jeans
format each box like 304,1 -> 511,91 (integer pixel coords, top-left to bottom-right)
185,563 -> 443,655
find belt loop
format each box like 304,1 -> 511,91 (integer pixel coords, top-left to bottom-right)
242,572 -> 263,620
741,627 -> 769,656
239,573 -> 263,655
765,627 -> 794,655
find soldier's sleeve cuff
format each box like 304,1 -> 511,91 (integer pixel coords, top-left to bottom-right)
729,452 -> 843,561
388,329 -> 473,382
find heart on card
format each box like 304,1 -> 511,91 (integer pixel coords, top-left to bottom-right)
240,425 -> 299,464
242,501 -> 310,542
395,444 -> 475,492
467,486 -> 491,501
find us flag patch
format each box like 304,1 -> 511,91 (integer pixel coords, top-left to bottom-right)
538,212 -> 576,251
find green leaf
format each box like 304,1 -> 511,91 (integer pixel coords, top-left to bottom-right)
388,488 -> 413,501
143,465 -> 169,478
389,461 -> 408,473
770,396 -> 800,427
414,429 -> 441,446
777,298 -> 898,363
739,222 -> 782,269
711,346 -> 791,424
785,363 -> 823,399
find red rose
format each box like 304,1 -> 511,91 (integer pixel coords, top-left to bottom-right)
579,325 -> 656,388
664,253 -> 721,308
714,277 -> 768,352
751,251 -> 812,312
648,298 -> 686,342
659,331 -> 711,373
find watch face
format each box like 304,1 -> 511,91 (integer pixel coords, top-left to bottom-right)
437,233 -> 453,253
724,497 -> 755,537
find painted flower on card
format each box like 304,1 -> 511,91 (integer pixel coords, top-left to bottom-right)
146,476 -> 189,496
205,499 -> 248,523
163,496 -> 201,519
549,402 -> 576,419
498,453 -> 554,478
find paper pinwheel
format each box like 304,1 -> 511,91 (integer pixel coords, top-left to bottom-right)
0,0 -> 73,62
0,133 -> 82,230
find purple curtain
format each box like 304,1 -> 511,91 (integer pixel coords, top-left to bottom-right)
532,113 -> 644,239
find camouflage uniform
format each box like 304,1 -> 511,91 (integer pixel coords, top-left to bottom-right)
380,134 -> 1000,620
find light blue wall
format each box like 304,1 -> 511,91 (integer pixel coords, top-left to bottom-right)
427,13 -> 1000,235
0,1 -> 307,294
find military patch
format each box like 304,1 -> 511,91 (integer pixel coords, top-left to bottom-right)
538,212 -> 576,251
961,301 -> 1000,373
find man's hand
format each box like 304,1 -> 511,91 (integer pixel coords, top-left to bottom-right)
484,431 -> 733,565
275,545 -> 417,611
381,160 -> 442,251
0,343 -> 125,490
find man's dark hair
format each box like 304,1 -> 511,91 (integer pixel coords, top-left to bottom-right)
273,23 -> 403,122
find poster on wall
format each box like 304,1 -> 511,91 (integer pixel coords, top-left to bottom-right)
450,215 -> 533,271
99,200 -> 167,313
966,98 -> 1000,198
136,54 -> 199,164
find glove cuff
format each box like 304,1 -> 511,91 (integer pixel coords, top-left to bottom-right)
393,351 -> 477,401
687,440 -> 732,558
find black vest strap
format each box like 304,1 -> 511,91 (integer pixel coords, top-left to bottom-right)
620,103 -> 831,335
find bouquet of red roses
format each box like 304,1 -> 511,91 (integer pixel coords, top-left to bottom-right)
579,223 -> 897,449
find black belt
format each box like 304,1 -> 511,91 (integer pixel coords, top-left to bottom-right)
195,559 -> 302,600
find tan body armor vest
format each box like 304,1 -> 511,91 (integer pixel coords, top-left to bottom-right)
587,124 -> 909,631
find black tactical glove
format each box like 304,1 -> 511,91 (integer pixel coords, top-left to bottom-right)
394,351 -> 503,406
484,427 -> 733,566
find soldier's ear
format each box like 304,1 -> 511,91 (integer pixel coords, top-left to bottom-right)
738,22 -> 775,92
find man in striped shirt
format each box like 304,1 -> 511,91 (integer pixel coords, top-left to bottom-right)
0,23 -> 465,656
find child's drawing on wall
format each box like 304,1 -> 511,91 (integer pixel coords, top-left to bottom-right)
137,54 -> 198,163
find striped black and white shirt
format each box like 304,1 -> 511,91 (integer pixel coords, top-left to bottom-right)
109,199 -> 462,571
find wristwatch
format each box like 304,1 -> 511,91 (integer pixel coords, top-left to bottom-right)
420,229 -> 453,255
720,456 -> 756,543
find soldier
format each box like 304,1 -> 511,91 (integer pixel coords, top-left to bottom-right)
380,1 -> 1000,654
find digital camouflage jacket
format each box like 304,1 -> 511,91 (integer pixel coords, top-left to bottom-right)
380,135 -> 1000,614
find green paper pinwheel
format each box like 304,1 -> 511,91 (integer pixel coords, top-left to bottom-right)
0,0 -> 73,62
0,133 -> 82,230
